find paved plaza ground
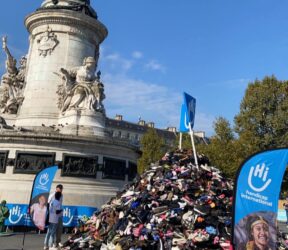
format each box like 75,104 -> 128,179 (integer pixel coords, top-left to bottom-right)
0,232 -> 68,250
0,222 -> 288,250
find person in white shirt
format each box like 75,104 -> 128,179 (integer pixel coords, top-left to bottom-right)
48,184 -> 63,247
44,191 -> 62,250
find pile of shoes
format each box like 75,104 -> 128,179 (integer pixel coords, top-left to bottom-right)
61,150 -> 234,250
278,231 -> 288,249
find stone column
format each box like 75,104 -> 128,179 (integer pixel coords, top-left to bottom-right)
15,4 -> 107,129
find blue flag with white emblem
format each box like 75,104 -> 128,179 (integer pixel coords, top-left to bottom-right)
232,148 -> 288,250
179,92 -> 196,132
28,166 -> 58,231
179,104 -> 189,132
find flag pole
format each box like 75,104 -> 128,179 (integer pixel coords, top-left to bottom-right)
179,132 -> 182,150
189,123 -> 198,167
21,224 -> 26,250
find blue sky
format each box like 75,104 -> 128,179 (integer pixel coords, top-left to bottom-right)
1,1 -> 288,136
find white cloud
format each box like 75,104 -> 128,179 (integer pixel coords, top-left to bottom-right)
145,60 -> 166,73
102,73 -> 214,135
98,47 -> 213,135
100,47 -> 166,75
132,51 -> 143,59
207,78 -> 250,90
102,52 -> 133,71
193,113 -> 215,136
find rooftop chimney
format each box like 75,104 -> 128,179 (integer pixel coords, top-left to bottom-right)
167,127 -> 177,132
115,114 -> 123,121
147,122 -> 155,128
138,120 -> 145,126
194,131 -> 205,138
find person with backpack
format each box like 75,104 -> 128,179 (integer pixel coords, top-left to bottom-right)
48,184 -> 64,247
44,191 -> 62,250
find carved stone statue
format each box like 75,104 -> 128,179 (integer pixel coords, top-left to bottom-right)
41,0 -> 97,19
0,37 -> 26,114
57,56 -> 105,114
37,26 -> 59,57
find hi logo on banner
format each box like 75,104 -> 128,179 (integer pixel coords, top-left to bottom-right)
39,173 -> 49,186
63,207 -> 74,226
248,163 -> 272,192
9,205 -> 24,224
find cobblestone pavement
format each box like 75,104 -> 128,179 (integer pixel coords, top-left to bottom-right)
279,221 -> 288,234
0,224 -> 288,250
0,232 -> 68,250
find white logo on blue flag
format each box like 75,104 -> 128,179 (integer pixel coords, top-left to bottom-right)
39,173 -> 49,186
248,163 -> 272,192
63,207 -> 74,226
9,205 -> 24,225
32,166 -> 58,198
183,92 -> 196,129
179,104 -> 189,132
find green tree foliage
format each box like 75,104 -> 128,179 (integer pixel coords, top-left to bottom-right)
175,132 -> 208,150
235,75 -> 288,155
175,133 -> 192,150
197,117 -> 244,178
137,128 -> 165,174
197,76 -> 288,178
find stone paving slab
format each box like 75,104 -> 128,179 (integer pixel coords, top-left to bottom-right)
0,223 -> 287,250
0,233 -> 68,250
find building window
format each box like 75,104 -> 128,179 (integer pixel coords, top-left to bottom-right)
135,134 -> 139,141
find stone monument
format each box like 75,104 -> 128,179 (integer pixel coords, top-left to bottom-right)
0,0 -> 139,210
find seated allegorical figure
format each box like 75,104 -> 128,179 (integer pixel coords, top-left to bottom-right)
57,56 -> 105,114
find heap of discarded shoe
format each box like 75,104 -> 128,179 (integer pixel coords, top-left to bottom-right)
61,150 -> 234,250
278,230 -> 288,249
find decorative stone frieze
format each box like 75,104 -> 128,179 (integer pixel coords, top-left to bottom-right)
25,11 -> 107,44
37,26 -> 59,57
102,157 -> 126,180
0,151 -> 8,173
62,154 -> 98,177
14,151 -> 56,174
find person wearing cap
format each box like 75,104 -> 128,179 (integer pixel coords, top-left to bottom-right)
0,200 -> 9,233
245,215 -> 272,250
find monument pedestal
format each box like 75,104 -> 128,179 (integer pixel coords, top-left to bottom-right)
0,0 -> 140,213
59,109 -> 106,136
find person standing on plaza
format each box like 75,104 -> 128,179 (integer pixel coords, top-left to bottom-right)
283,197 -> 288,225
48,184 -> 64,247
44,191 -> 62,250
0,200 -> 9,233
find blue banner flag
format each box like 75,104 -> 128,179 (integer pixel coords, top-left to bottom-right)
179,104 -> 189,132
182,92 -> 196,129
5,203 -> 97,227
29,166 -> 58,231
232,148 -> 288,250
